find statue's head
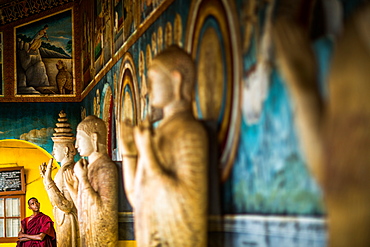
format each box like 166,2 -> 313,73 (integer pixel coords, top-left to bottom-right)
76,115 -> 107,156
148,45 -> 195,107
52,110 -> 76,163
52,138 -> 76,163
77,115 -> 107,144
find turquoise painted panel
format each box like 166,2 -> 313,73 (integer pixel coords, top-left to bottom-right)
224,70 -> 325,215
0,102 -> 80,156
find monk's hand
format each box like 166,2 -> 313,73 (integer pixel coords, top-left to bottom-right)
119,119 -> 138,157
74,158 -> 88,182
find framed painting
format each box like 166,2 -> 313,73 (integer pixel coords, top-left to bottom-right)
0,32 -> 3,96
93,0 -> 113,75
14,8 -> 74,96
186,0 -> 241,182
114,53 -> 140,159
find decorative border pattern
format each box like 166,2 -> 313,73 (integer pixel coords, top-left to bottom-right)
0,0 -> 74,25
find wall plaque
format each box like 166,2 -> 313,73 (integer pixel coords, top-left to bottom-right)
0,167 -> 25,195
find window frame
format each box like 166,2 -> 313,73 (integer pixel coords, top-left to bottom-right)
0,166 -> 26,243
0,194 -> 25,243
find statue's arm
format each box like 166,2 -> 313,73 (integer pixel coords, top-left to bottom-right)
77,168 -> 99,202
174,126 -> 208,188
64,169 -> 78,206
75,159 -> 117,210
40,159 -> 75,212
96,163 -> 118,210
137,123 -> 208,188
119,120 -> 138,207
45,180 -> 75,213
121,156 -> 137,207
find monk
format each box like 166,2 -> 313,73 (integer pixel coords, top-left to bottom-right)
65,115 -> 118,247
17,197 -> 57,247
119,45 -> 209,246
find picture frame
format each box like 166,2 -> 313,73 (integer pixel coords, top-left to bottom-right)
14,8 -> 75,97
186,0 -> 241,181
0,32 -> 3,97
0,166 -> 26,195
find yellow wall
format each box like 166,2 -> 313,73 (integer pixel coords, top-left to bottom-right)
0,139 -> 58,246
118,241 -> 136,247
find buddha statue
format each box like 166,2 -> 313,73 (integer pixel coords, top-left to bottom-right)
40,110 -> 80,247
119,45 -> 209,247
64,115 -> 118,247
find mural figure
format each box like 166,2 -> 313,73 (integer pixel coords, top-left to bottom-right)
165,22 -> 173,48
119,45 -> 208,247
94,89 -> 101,117
157,26 -> 163,53
27,24 -> 49,53
139,50 -> 148,120
40,110 -> 80,247
273,1 -> 370,246
65,115 -> 118,247
173,14 -> 183,47
55,60 -> 73,94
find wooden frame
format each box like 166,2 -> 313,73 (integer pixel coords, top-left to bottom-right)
0,166 -> 26,243
14,8 -> 75,97
0,32 -> 3,97
0,195 -> 26,243
186,0 -> 242,182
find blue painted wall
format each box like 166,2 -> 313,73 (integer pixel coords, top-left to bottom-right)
0,102 -> 80,156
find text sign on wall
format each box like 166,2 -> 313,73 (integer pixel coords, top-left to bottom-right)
0,167 -> 25,195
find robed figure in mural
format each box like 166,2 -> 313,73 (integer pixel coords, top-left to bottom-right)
119,45 -> 209,247
40,110 -> 80,247
65,115 -> 118,247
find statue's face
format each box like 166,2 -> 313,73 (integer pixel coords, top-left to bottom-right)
148,66 -> 173,108
52,143 -> 65,162
76,130 -> 94,157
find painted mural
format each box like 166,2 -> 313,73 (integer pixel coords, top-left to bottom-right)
221,0 -> 326,216
67,0 -> 370,245
94,0 -> 113,74
0,102 -> 80,156
0,32 -> 2,96
15,9 -> 74,95
77,0 -> 326,224
0,0 -> 367,245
